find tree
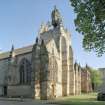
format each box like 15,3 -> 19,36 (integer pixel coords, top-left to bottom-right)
69,0 -> 105,56
89,68 -> 102,90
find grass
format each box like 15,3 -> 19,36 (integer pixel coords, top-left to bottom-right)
56,93 -> 105,105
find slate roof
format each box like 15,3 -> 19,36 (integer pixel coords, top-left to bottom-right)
0,45 -> 33,60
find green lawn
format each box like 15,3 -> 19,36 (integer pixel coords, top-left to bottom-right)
56,93 -> 105,105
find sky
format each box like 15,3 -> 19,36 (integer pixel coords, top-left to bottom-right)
0,0 -> 105,69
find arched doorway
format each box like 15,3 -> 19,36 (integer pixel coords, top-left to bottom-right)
19,58 -> 32,84
3,86 -> 7,96
61,36 -> 67,96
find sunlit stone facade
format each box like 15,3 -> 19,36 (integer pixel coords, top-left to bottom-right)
0,7 -> 92,100
81,66 -> 92,93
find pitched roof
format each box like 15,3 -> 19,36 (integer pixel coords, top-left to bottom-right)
0,45 -> 33,60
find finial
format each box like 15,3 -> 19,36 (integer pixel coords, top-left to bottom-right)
36,37 -> 38,43
86,64 -> 88,68
39,22 -> 48,34
78,63 -> 81,70
47,21 -> 51,28
74,61 -> 77,68
10,44 -> 15,58
41,39 -> 44,45
11,44 -> 14,52
54,5 -> 57,10
75,60 -> 77,65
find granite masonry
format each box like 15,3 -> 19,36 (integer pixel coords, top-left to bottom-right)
0,7 -> 92,100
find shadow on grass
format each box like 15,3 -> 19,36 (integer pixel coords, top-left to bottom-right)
57,93 -> 105,105
59,101 -> 105,105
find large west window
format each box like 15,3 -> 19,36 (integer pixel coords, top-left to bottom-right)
19,58 -> 32,84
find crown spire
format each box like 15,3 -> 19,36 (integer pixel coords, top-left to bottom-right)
51,6 -> 62,28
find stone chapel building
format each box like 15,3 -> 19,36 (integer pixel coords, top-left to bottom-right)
0,7 -> 92,100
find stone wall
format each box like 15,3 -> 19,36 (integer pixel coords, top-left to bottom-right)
0,59 -> 9,96
0,7 -> 93,100
81,68 -> 92,93
7,85 -> 32,97
74,63 -> 81,95
69,46 -> 75,95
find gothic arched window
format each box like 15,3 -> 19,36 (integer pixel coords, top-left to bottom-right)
20,65 -> 25,84
19,58 -> 32,84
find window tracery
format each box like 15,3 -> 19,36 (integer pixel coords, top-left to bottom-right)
19,58 -> 32,84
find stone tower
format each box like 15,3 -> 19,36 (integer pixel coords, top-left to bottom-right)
32,6 -> 74,99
